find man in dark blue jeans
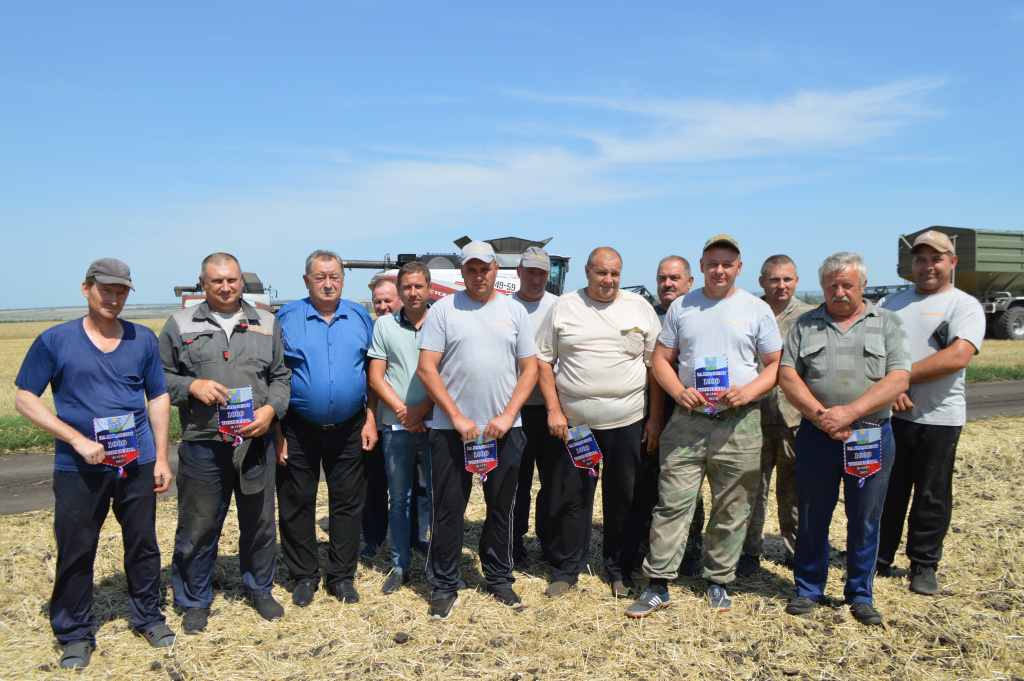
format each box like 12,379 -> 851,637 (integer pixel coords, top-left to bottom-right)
16,258 -> 175,669
779,252 -> 910,626
160,252 -> 292,633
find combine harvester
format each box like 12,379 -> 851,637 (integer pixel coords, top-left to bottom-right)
341,236 -> 572,300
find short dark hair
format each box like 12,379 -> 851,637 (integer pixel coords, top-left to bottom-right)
760,254 -> 797,278
200,252 -> 241,280
658,255 -> 691,280
397,261 -> 432,287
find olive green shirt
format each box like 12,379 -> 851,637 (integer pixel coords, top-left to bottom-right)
781,301 -> 911,424
758,296 -> 814,427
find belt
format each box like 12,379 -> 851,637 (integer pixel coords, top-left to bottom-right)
685,403 -> 754,422
291,411 -> 363,431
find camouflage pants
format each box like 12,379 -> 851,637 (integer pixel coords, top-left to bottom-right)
643,406 -> 762,584
742,424 -> 799,559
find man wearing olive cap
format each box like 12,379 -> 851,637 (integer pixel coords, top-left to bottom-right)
629,235 -> 782,617
15,258 -> 175,668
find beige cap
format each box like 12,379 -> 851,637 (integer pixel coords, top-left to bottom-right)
703,234 -> 740,253
910,230 -> 955,255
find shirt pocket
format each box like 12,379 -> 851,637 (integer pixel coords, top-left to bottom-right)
864,339 -> 887,382
181,332 -> 223,369
798,338 -> 828,379
620,329 -> 645,357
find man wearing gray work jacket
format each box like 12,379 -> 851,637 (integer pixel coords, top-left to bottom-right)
160,252 -> 291,633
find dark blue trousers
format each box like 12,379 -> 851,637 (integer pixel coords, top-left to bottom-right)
173,437 -> 277,607
51,462 -> 164,644
361,433 -> 390,553
794,418 -> 894,604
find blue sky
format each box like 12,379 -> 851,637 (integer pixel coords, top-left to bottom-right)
2,2 -> 1022,308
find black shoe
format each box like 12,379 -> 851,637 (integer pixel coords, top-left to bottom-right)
849,602 -> 883,626
785,596 -> 818,615
382,570 -> 410,595
677,557 -> 702,578
611,579 -> 636,598
909,564 -> 940,595
292,579 -> 318,607
428,594 -> 460,620
59,641 -> 95,669
328,579 -> 360,603
488,586 -> 523,609
412,541 -> 430,554
736,553 -> 760,578
252,594 -> 284,621
181,607 -> 210,634
875,562 -> 893,578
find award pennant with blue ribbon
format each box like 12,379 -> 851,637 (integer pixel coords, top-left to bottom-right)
218,386 -> 255,446
565,423 -> 602,477
93,413 -> 140,478
843,422 -> 883,488
694,355 -> 729,415
464,435 -> 499,482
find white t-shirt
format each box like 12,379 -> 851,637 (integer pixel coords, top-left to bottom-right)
535,289 -> 661,429
212,310 -> 245,341
512,291 -> 558,406
417,291 -> 536,431
660,288 -> 782,393
880,286 -> 985,426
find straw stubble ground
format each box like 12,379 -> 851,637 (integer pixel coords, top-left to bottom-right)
1,418 -> 1022,680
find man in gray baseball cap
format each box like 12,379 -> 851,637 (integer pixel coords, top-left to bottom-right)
85,257 -> 135,290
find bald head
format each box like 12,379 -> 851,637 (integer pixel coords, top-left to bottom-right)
587,246 -> 622,269
200,252 -> 240,281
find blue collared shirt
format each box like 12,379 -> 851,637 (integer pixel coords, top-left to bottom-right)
277,297 -> 373,425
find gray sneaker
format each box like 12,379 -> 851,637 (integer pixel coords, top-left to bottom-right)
706,583 -> 732,612
909,565 -> 940,595
625,588 -> 671,618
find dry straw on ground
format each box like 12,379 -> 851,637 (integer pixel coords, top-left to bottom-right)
1,417 -> 1022,680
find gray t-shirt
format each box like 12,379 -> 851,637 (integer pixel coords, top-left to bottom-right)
212,310 -> 245,341
880,287 -> 985,426
418,291 -> 536,431
659,288 -> 782,393
512,291 -> 557,406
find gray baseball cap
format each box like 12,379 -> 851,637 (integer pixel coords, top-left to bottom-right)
85,258 -> 135,290
519,246 -> 551,272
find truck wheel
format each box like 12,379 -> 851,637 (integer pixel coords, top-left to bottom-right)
994,307 -> 1024,340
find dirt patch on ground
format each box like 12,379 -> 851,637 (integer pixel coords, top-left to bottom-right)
1,417 -> 1022,680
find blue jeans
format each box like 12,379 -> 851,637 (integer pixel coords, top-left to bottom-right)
172,436 -> 277,608
382,429 -> 432,572
794,418 -> 894,604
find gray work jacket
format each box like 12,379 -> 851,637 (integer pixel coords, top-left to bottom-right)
159,300 -> 291,441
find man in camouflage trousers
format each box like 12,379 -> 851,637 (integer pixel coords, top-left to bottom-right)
737,254 -> 813,576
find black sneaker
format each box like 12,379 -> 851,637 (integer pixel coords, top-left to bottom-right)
251,594 -> 284,621
487,586 -> 524,609
428,594 -> 460,620
785,596 -> 818,615
909,565 -> 939,595
328,579 -> 360,603
181,607 -> 210,634
382,569 -> 410,595
736,553 -> 760,578
849,602 -> 883,626
292,579 -> 317,607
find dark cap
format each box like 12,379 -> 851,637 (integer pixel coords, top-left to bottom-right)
233,437 -> 268,495
85,258 -> 134,290
703,234 -> 741,253
519,246 -> 551,272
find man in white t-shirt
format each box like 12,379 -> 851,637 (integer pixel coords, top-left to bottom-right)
536,247 -> 662,599
627,235 -> 782,617
877,230 -> 985,595
416,240 -> 538,619
509,247 -> 559,566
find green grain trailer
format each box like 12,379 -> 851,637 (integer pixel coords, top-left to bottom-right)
898,226 -> 1024,340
